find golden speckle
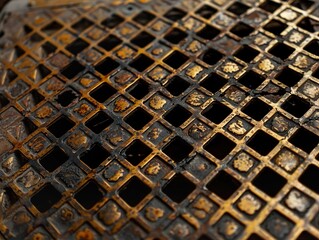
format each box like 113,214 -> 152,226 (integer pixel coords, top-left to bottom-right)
98,203 -> 122,225
74,103 -> 92,116
36,106 -> 53,119
186,40 -> 202,53
233,153 -> 254,173
186,65 -> 203,79
258,59 -> 274,72
238,194 -> 261,215
228,120 -> 247,136
280,9 -> 298,21
114,98 -> 130,112
222,62 -> 239,73
149,96 -> 166,110
285,190 -> 310,212
145,207 -> 164,222
67,132 -> 88,150
294,55 -> 310,69
274,150 -> 299,172
186,91 -> 205,106
145,162 -> 161,175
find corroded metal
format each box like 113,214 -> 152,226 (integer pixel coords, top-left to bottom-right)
0,0 -> 319,239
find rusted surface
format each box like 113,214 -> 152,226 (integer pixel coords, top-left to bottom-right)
0,0 -> 319,239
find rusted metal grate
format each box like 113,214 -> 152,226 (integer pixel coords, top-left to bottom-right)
0,0 -> 319,239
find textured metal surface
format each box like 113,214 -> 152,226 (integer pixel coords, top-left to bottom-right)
0,0 -> 319,239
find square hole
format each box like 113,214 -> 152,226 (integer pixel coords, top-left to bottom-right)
41,21 -> 63,35
164,8 -> 187,21
85,111 -> 113,134
66,38 -> 89,55
124,140 -> 152,166
275,67 -> 303,87
200,72 -> 227,93
90,82 -> 117,103
304,39 -> 319,56
202,101 -> 232,124
227,2 -> 250,15
281,95 -> 311,118
298,17 -> 319,33
264,20 -> 287,35
230,22 -> 254,38
75,181 -> 104,209
56,89 -> 78,107
40,146 -> 68,172
101,14 -> 124,28
98,34 -> 122,51
195,5 -> 217,19
0,94 -> 9,109
289,128 -> 319,153
61,61 -> 85,79
247,234 -> 264,240
128,79 -> 150,100
72,18 -> 93,32
242,98 -> 272,121
253,167 -> 286,197
292,0 -> 314,9
313,68 -> 319,79
131,31 -> 155,47
235,45 -> 259,62
196,25 -> 220,40
207,171 -> 241,199
165,76 -> 190,96
80,143 -> 110,169
297,231 -> 318,240
201,48 -> 224,65
164,28 -> 187,44
259,1 -> 281,12
299,165 -> 319,194
247,130 -> 278,156
204,133 -> 236,160
162,174 -> 196,203
129,54 -> 154,72
164,105 -> 192,127
119,176 -> 151,206
48,115 -> 75,138
31,184 -> 62,212
238,70 -> 265,89
164,50 -> 189,69
125,107 -> 153,130
95,57 -> 119,75
133,11 -> 156,25
269,43 -> 294,60
41,42 -> 57,55
162,136 -> 193,163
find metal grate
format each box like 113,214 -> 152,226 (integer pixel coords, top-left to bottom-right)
0,0 -> 319,239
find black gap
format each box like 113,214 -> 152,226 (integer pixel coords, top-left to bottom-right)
247,234 -> 264,240
235,45 -> 259,62
198,235 -> 213,240
98,34 -> 122,51
163,136 -> 193,163
276,67 -> 303,87
56,90 -> 78,107
6,69 -> 17,83
204,133 -> 236,160
15,46 -> 25,58
164,8 -> 187,21
164,28 -> 187,44
101,14 -> 124,28
289,128 -> 319,153
297,231 -> 318,240
128,79 -> 150,100
313,68 -> 319,79
133,11 -> 156,25
164,50 -> 189,69
242,98 -> 272,121
259,1 -> 281,12
85,111 -> 114,134
230,22 -> 254,38
162,174 -> 196,203
269,42 -> 294,60
72,18 -> 94,32
75,181 -> 104,209
3,187 -> 18,207
90,82 -> 117,103
164,105 -> 192,127
124,107 -> 153,130
95,57 -> 119,75
66,38 -> 89,55
227,2 -> 250,15
40,146 -> 68,172
41,21 -> 62,35
124,140 -> 152,166
292,0 -> 315,10
42,42 -> 57,55
238,70 -> 265,89
304,39 -> 319,56
129,54 -> 154,72
196,4 -> 217,19
196,25 -> 220,40
22,118 -> 37,135
200,72 -> 227,93
202,101 -> 232,124
30,90 -> 44,105
201,48 -> 224,65
252,167 -> 286,197
31,184 -> 62,212
0,94 -> 9,109
297,17 -> 318,33
80,143 -> 110,169
30,33 -> 43,43
207,171 -> 241,199
24,25 -> 33,34
281,95 -> 311,118
166,76 -> 190,96
48,115 -> 75,138
131,31 -> 155,47
264,20 -> 287,35
299,165 -> 319,194
247,130 -> 278,156
61,61 -> 85,79
37,64 -> 51,80
119,176 -> 151,206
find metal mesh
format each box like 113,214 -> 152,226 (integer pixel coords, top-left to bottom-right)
0,0 -> 319,239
